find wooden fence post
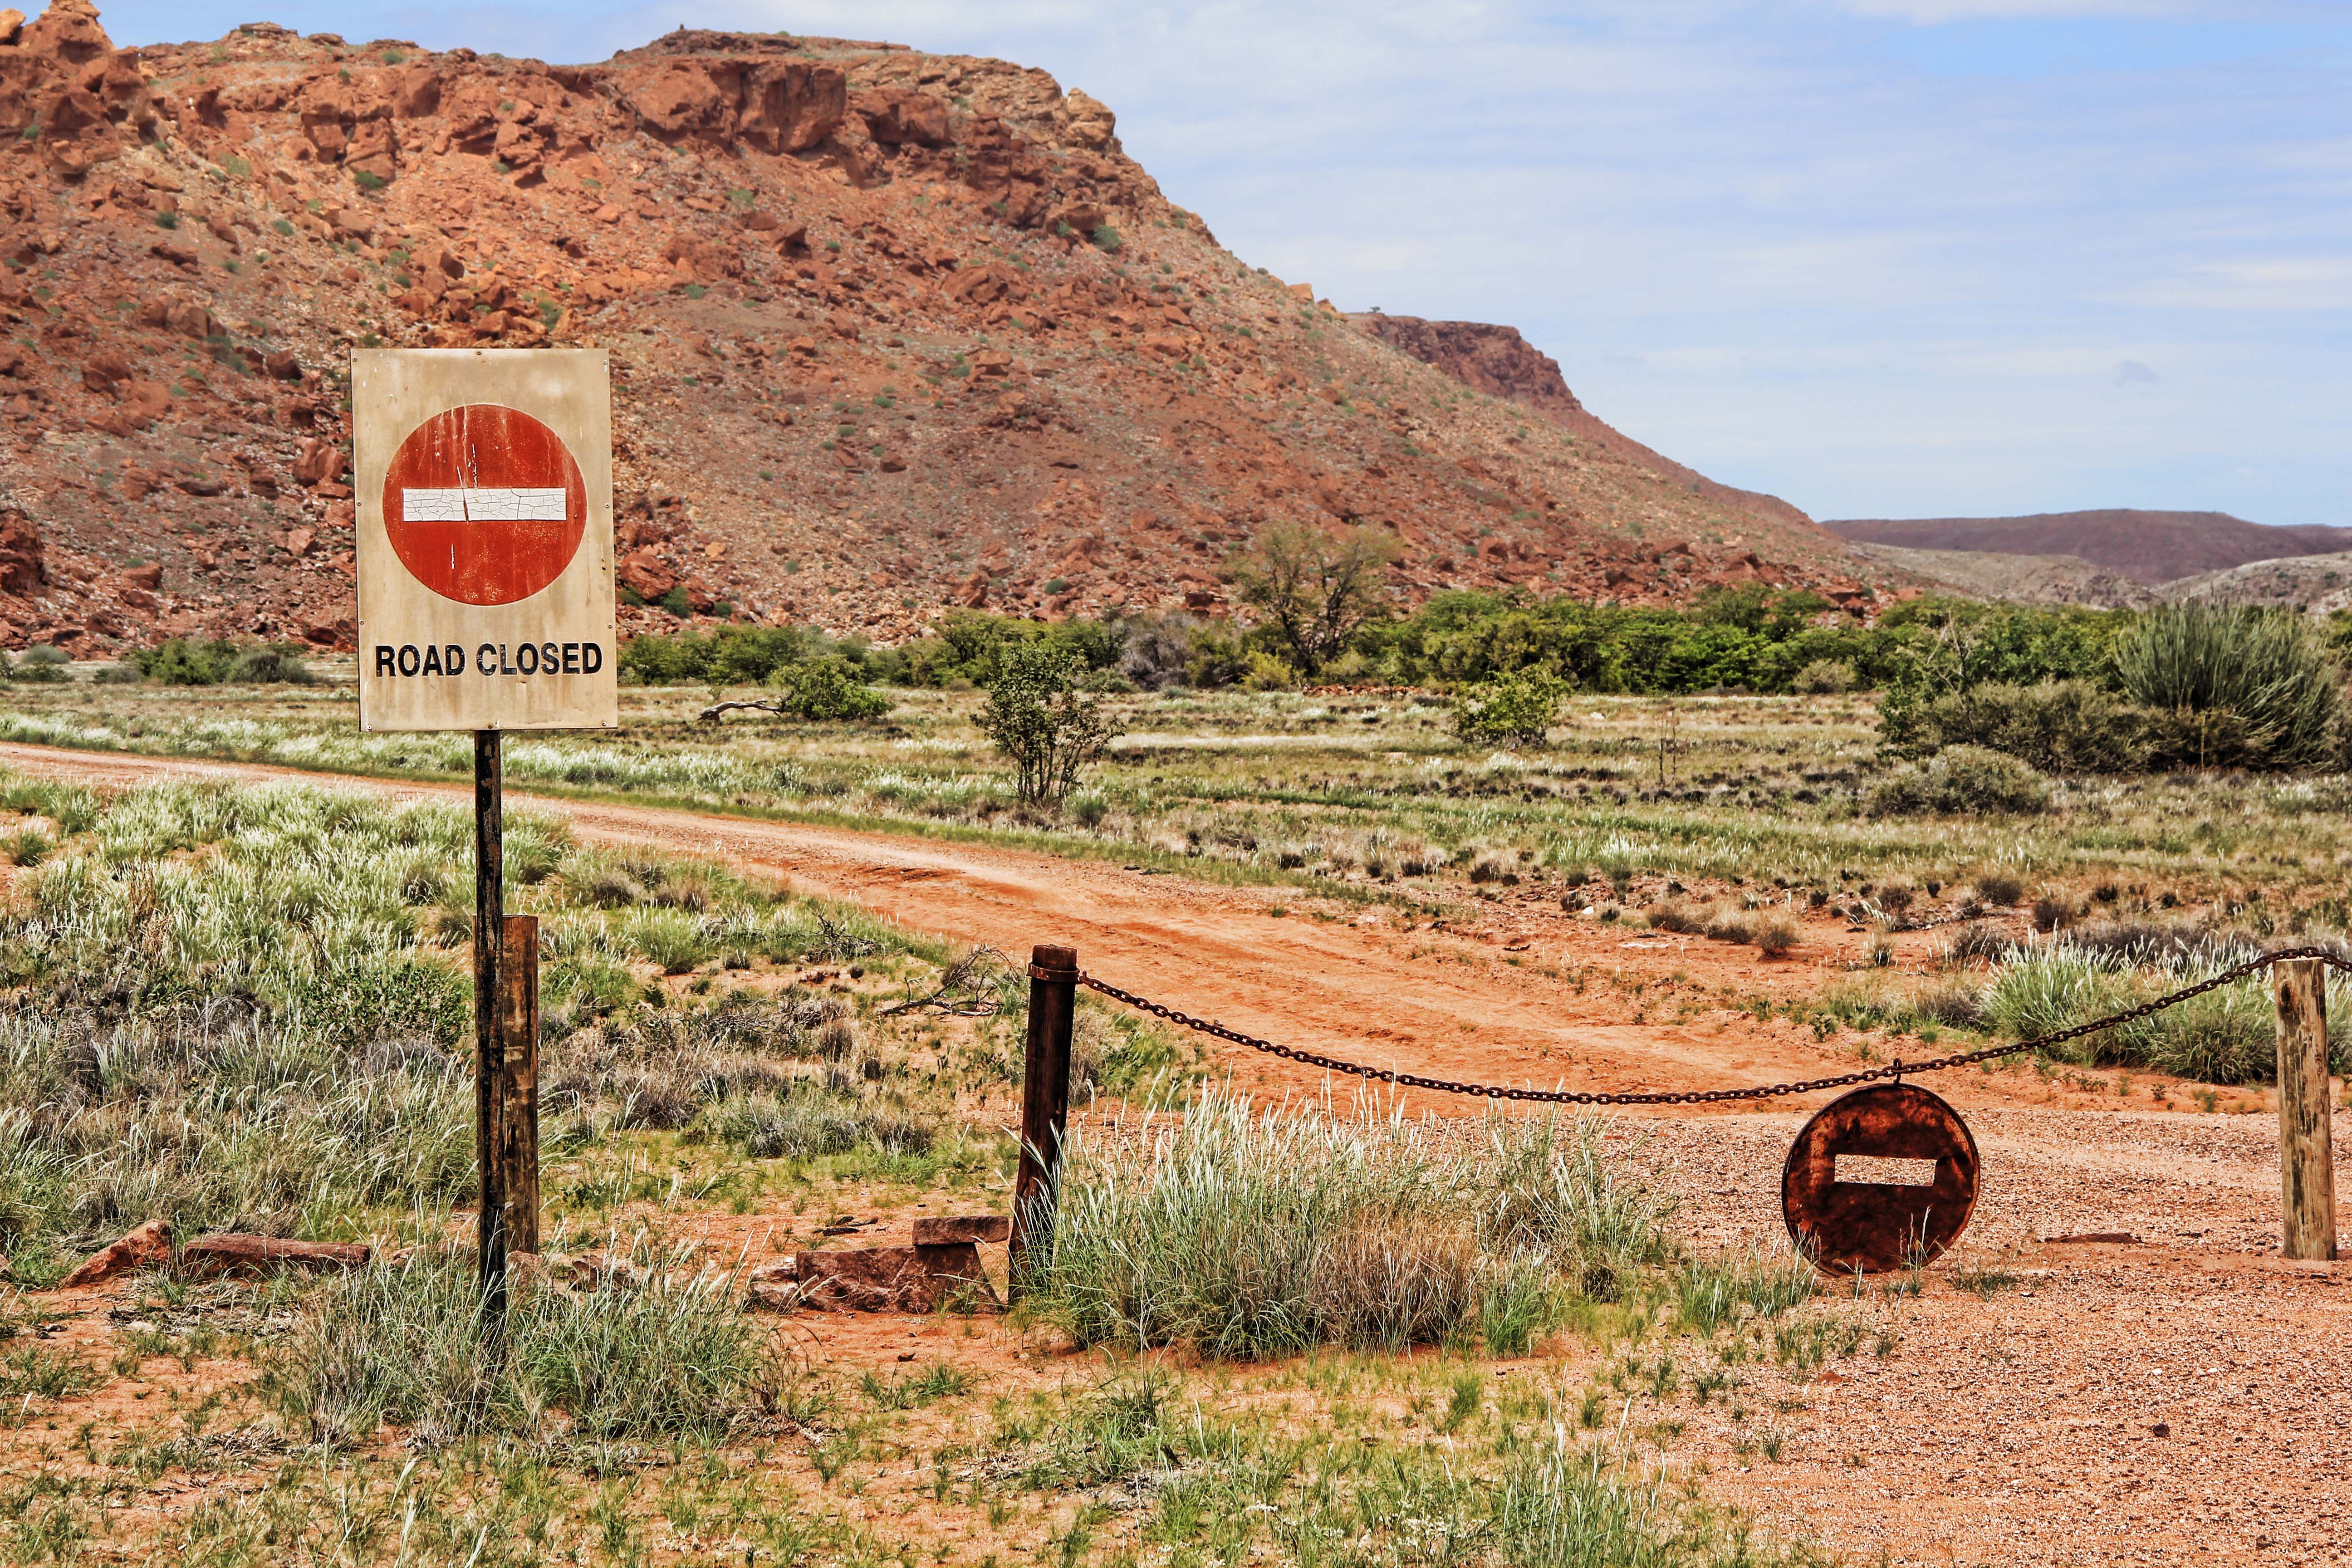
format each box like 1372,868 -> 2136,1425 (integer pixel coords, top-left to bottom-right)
492,914 -> 541,1259
2271,958 -> 2338,1262
1009,943 -> 1079,1298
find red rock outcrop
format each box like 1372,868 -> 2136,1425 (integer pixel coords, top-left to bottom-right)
0,2 -> 1889,652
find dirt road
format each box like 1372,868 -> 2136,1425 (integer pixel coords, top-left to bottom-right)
0,739 -> 1891,1111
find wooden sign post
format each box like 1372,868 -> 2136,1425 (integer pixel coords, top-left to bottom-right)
355,349 -> 616,1328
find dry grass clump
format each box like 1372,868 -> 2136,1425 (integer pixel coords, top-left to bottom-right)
1028,1093 -> 1677,1358
1701,905 -> 1754,944
288,1241 -> 773,1451
1753,913 -> 1800,958
1942,921 -> 2017,966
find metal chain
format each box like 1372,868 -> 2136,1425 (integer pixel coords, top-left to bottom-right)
1077,946 -> 2352,1107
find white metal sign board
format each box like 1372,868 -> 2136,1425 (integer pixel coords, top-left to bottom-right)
354,348 -> 617,732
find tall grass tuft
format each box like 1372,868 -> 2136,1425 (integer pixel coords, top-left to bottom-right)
285,1242 -> 773,1450
1026,1092 -> 1673,1357
2115,603 -> 2341,769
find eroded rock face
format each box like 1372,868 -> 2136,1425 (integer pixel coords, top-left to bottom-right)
1349,315 -> 1585,421
0,0 -> 153,177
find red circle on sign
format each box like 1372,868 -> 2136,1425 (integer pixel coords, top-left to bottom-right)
382,404 -> 587,606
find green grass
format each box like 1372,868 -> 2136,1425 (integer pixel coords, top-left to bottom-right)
0,770 -> 946,1265
1026,1091 -> 1676,1357
17,678 -> 2352,924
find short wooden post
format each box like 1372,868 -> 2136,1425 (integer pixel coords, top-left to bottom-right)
491,915 -> 541,1259
2271,958 -> 2338,1261
1009,943 -> 1079,1298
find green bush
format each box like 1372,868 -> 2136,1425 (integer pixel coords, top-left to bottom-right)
765,654 -> 890,720
898,609 -> 1123,688
2114,603 -> 2342,769
1790,657 -> 1856,694
1453,668 -> 1567,749
230,642 -> 317,684
1867,745 -> 2049,816
131,638 -> 314,686
1878,680 -> 2148,773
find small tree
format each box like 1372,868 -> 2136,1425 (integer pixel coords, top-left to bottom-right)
978,643 -> 1122,807
1227,521 -> 1400,675
1453,669 -> 1567,749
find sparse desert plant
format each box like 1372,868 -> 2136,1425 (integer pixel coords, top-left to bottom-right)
1644,901 -> 1705,935
1753,914 -> 1799,957
1867,745 -> 2049,817
1913,977 -> 1987,1029
1672,1241 -> 1817,1336
1702,905 -> 1754,944
1879,679 -> 2147,773
1942,920 -> 2015,965
1973,871 -> 2025,906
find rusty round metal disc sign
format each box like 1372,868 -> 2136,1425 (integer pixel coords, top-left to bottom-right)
382,403 -> 588,607
1781,1082 -> 1980,1274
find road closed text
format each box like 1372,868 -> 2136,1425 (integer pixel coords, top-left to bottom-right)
373,641 -> 608,678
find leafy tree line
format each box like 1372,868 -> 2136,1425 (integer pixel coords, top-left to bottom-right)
623,529 -> 2352,778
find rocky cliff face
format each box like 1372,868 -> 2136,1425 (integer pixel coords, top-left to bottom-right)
1349,315 -> 1584,421
0,4 -> 1887,653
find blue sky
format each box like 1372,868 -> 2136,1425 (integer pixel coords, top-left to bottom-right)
94,0 -> 2352,527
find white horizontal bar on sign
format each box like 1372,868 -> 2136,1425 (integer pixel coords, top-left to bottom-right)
401,488 -> 568,522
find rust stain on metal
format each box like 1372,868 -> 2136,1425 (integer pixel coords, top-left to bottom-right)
1782,1082 -> 1980,1274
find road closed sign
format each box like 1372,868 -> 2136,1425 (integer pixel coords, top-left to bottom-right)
355,349 -> 617,731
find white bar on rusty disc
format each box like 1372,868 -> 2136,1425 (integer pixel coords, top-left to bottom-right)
401,488 -> 568,523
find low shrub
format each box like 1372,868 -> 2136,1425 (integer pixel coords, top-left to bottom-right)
764,654 -> 891,721
1701,905 -> 1754,944
1789,657 -> 1857,695
1879,680 -> 2147,773
1867,745 -> 2049,817
1752,914 -> 1799,957
130,638 -> 314,686
1973,871 -> 2025,906
1452,668 -> 1568,750
1941,921 -> 2015,966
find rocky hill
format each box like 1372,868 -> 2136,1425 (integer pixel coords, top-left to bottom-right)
2160,551 -> 2352,615
1823,510 -> 2352,587
0,2 -> 1890,654
1837,540 -> 2155,610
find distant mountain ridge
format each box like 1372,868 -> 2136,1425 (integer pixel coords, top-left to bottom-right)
1823,510 -> 2352,587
